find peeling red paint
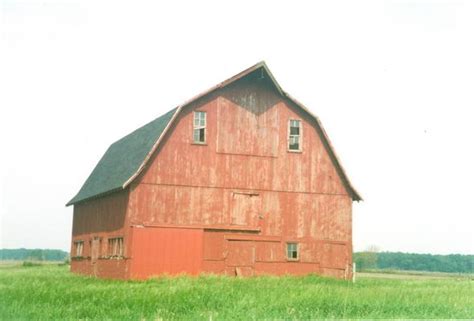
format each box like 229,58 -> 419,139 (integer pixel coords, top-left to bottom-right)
70,71 -> 355,280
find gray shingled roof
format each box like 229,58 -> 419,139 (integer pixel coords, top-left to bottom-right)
67,108 -> 177,206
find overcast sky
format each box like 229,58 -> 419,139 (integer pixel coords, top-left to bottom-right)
1,0 -> 473,254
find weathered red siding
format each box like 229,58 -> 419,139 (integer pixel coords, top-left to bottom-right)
126,77 -> 353,279
129,226 -> 203,279
70,190 -> 132,279
70,72 -> 354,280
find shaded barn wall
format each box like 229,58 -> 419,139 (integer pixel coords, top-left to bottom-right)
128,75 -> 353,278
70,190 -> 131,278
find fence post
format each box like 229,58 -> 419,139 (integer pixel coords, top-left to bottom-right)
352,262 -> 356,283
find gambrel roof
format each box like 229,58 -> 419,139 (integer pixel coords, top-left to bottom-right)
67,62 -> 362,206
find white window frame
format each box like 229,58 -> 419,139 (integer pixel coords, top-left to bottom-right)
288,119 -> 302,152
193,111 -> 207,144
108,237 -> 124,257
74,240 -> 84,257
287,242 -> 299,260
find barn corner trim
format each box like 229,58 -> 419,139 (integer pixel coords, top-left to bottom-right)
67,61 -> 362,206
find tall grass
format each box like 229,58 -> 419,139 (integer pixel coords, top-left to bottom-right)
0,264 -> 472,320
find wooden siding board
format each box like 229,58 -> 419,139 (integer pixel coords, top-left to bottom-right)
72,190 -> 129,235
226,240 -> 255,267
70,189 -> 131,279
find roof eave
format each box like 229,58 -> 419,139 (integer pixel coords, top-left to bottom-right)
65,187 -> 124,207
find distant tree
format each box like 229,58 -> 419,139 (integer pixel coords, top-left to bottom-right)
354,245 -> 380,270
368,252 -> 474,273
28,249 -> 44,261
0,249 -> 68,261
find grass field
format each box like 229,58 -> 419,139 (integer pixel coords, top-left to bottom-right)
0,264 -> 472,320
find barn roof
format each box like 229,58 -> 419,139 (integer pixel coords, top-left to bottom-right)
66,108 -> 177,205
67,61 -> 361,206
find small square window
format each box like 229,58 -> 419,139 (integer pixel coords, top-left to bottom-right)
193,111 -> 206,143
108,237 -> 124,257
287,243 -> 298,260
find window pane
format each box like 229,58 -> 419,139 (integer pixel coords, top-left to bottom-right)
194,112 -> 200,126
193,129 -> 200,142
118,238 -> 123,256
289,120 -> 301,150
287,243 -> 298,259
75,241 -> 83,256
289,136 -> 299,150
290,126 -> 300,135
199,128 -> 205,142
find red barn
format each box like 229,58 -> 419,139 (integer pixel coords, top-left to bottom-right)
67,62 -> 361,279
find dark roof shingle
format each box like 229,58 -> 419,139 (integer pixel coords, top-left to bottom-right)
67,108 -> 177,205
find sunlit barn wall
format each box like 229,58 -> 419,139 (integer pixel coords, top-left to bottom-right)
126,74 -> 353,278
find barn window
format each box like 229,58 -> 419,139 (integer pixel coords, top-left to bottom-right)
193,111 -> 206,143
288,119 -> 302,151
74,241 -> 84,257
108,237 -> 124,257
287,243 -> 299,260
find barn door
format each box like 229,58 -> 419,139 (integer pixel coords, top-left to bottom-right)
225,240 -> 255,276
230,192 -> 260,226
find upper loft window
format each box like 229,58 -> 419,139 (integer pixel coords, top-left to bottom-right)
193,111 -> 206,144
74,241 -> 84,257
288,119 -> 302,151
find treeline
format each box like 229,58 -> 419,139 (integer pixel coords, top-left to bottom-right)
0,249 -> 69,261
354,251 -> 473,273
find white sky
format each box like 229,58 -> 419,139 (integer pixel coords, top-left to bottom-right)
1,0 -> 473,254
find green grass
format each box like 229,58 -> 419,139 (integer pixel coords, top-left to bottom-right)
0,264 -> 472,320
